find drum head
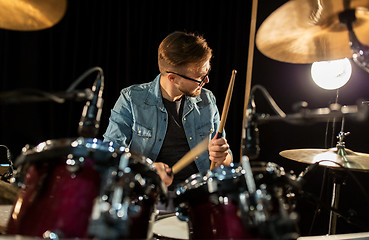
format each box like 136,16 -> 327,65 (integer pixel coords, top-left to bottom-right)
152,216 -> 189,240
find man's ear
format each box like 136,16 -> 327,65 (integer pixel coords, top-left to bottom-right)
167,73 -> 176,83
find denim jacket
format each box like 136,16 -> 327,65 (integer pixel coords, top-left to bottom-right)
103,74 -> 228,173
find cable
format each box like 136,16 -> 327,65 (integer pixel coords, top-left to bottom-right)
250,84 -> 286,117
66,66 -> 104,92
0,89 -> 65,104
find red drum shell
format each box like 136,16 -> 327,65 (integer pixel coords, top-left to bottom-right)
7,138 -> 121,238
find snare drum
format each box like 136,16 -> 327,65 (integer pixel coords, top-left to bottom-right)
152,215 -> 189,240
6,138 -> 122,238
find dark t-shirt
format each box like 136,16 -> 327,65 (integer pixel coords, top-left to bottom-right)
157,97 -> 198,190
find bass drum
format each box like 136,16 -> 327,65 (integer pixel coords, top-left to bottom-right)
174,162 -> 298,239
6,138 -> 123,238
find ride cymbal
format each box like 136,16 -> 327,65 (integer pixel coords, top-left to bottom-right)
0,0 -> 67,31
280,147 -> 369,172
256,0 -> 369,63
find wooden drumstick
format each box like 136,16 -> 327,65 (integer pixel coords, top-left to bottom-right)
172,136 -> 209,174
210,69 -> 237,170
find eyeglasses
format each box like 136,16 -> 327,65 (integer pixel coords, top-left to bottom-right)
166,67 -> 211,86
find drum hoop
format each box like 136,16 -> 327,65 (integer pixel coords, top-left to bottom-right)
175,163 -> 244,194
14,137 -> 123,167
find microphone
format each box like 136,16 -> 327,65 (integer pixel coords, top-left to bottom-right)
78,72 -> 104,138
296,162 -> 320,186
242,96 -> 260,160
280,163 -> 321,191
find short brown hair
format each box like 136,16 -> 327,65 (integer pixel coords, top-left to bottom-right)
158,31 -> 212,73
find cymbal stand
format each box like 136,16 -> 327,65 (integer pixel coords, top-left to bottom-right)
328,118 -> 349,235
328,166 -> 348,235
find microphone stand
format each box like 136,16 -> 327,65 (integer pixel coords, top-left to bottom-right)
78,68 -> 104,138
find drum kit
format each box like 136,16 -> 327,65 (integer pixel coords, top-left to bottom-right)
1,0 -> 369,239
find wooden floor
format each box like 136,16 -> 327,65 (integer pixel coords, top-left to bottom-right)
0,205 -> 12,234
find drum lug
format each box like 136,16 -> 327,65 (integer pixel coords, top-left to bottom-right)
239,187 -> 273,226
43,230 -> 62,239
175,204 -> 189,222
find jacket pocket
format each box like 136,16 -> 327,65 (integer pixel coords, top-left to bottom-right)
132,123 -> 152,138
197,122 -> 214,138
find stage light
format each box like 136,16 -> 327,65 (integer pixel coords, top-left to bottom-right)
311,58 -> 352,90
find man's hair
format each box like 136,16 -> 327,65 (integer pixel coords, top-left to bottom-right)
158,31 -> 212,73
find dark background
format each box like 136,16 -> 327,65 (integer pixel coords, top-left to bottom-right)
1,0 -> 369,237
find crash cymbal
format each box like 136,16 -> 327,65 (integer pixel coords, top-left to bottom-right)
0,0 -> 67,31
256,0 -> 369,63
280,147 -> 369,171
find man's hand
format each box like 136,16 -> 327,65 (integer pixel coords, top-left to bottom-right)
153,162 -> 174,187
209,133 -> 232,168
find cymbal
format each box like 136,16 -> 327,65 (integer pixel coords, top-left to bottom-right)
0,0 -> 67,31
256,0 -> 369,63
280,147 -> 369,172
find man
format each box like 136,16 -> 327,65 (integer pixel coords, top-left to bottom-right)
103,31 -> 232,189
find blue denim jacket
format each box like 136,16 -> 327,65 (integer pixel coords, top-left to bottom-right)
103,74 -> 228,173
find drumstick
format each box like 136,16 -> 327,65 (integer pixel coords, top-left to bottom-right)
172,136 -> 209,174
210,69 -> 237,170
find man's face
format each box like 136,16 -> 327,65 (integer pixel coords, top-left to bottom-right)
175,61 -> 211,97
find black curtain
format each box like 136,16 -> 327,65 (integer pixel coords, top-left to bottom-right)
1,0 -> 369,236
0,0 -> 251,158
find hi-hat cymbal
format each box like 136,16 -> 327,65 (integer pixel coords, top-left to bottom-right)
0,0 -> 67,31
280,147 -> 369,171
256,0 -> 369,63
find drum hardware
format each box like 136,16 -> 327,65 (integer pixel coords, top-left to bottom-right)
0,0 -> 67,31
242,84 -> 369,163
339,8 -> 369,73
242,83 -> 369,235
281,123 -> 369,234
88,151 -> 167,240
256,102 -> 369,126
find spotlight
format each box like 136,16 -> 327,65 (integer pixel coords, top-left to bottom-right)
311,58 -> 352,90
